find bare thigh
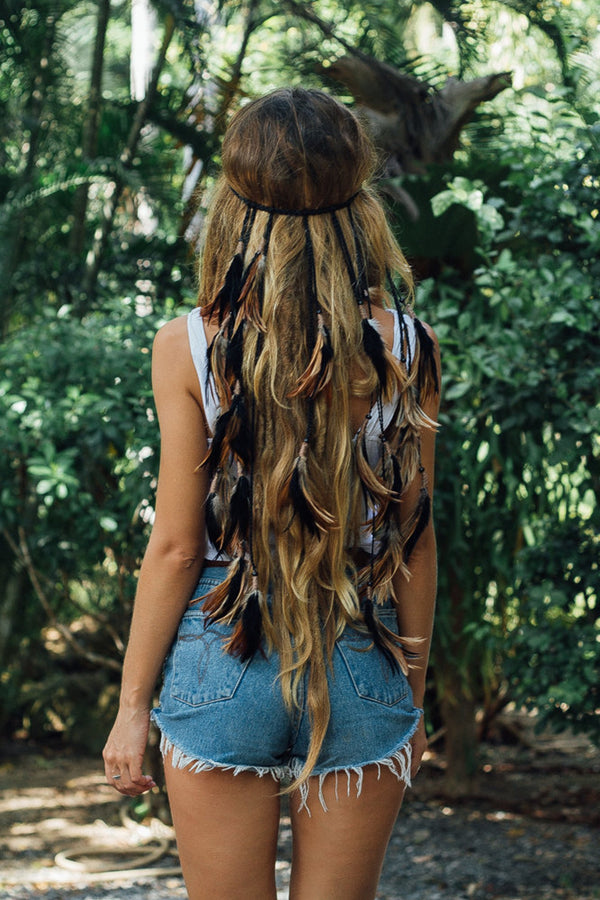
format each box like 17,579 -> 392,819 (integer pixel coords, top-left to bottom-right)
164,754 -> 281,900
289,765 -> 406,900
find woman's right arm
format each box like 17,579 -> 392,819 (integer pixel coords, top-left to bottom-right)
102,316 -> 209,796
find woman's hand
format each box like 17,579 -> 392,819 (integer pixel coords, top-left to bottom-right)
409,716 -> 428,780
102,706 -> 157,796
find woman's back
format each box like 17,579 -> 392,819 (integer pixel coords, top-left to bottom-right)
188,302 -> 417,556
104,87 -> 440,900
187,87 -> 438,787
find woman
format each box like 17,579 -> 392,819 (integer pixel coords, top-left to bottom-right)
103,87 -> 440,900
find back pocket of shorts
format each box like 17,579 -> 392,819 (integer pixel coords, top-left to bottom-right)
170,614 -> 251,707
337,633 -> 409,707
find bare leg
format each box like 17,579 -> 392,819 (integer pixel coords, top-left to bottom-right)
289,764 -> 406,900
164,754 -> 281,900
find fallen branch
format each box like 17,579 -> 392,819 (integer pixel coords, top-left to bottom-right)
3,526 -> 122,673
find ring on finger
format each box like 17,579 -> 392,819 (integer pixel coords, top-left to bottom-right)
112,774 -> 122,780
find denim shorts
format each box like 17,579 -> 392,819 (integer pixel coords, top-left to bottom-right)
151,566 -> 422,811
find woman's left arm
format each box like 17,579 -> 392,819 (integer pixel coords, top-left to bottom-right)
102,316 -> 209,796
393,323 -> 441,778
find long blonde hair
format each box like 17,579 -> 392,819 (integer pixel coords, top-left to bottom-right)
196,88 -> 437,790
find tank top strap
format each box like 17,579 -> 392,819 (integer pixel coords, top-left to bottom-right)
187,308 -> 219,434
390,309 -> 417,366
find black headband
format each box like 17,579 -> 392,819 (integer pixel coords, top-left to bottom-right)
229,187 -> 359,217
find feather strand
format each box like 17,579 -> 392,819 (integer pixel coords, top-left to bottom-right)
224,473 -> 252,547
361,318 -> 388,391
288,313 -> 334,399
402,486 -> 431,562
413,316 -> 439,396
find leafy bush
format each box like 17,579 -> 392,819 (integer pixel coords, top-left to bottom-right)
506,519 -> 599,742
413,95 -> 600,749
0,300 -> 172,746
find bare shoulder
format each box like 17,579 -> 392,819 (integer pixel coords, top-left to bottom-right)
369,302 -> 395,350
152,315 -> 194,376
152,314 -> 199,398
153,313 -> 189,355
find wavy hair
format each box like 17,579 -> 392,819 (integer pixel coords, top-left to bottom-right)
195,88 -> 438,791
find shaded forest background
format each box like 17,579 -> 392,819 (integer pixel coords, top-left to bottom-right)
0,0 -> 598,797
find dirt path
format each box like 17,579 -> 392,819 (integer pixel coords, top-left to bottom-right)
1,732 -> 598,900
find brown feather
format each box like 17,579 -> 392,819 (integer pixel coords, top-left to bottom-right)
287,451 -> 338,534
354,425 -> 395,507
288,314 -> 334,399
236,253 -> 266,333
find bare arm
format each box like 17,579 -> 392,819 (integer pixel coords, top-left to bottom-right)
393,323 -> 441,772
103,315 -> 209,795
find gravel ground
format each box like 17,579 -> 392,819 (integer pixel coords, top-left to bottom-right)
2,799 -> 599,900
1,737 -> 599,900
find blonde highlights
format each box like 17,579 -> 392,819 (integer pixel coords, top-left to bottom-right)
196,89 -> 437,791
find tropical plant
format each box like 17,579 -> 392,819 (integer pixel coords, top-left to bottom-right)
0,300 -> 171,745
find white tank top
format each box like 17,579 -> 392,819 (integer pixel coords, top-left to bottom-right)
187,307 -> 416,558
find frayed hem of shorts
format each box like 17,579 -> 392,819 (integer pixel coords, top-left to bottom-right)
156,731 -> 289,783
290,737 -> 415,816
152,710 -> 421,816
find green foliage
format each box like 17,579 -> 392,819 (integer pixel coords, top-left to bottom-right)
506,519 -> 599,741
0,300 -> 164,609
0,301 -> 168,744
413,89 -> 600,742
0,0 -> 599,760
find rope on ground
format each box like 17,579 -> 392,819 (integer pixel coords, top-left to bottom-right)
51,814 -> 183,882
43,805 -> 184,883
54,837 -> 172,873
7,864 -> 183,886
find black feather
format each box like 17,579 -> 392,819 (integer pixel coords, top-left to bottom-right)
289,458 -> 320,537
318,320 -> 334,370
205,407 -> 234,473
389,450 -> 403,496
219,252 -> 244,320
205,392 -> 252,472
413,317 -> 439,395
205,334 -> 216,389
225,324 -> 245,383
238,590 -> 263,661
361,318 -> 388,391
224,473 -> 251,547
403,487 -> 431,562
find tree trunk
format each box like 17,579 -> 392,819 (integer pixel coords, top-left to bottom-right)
322,55 -> 511,174
180,0 -> 262,244
130,0 -> 157,101
435,567 -> 480,795
0,535 -> 27,734
282,0 -> 510,205
1,10 -> 57,333
69,0 -> 111,257
437,666 -> 479,797
213,0 -> 261,132
0,569 -> 23,669
81,13 -> 176,302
